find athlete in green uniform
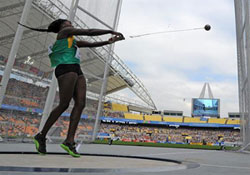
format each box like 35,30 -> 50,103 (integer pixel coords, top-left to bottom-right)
19,19 -> 124,157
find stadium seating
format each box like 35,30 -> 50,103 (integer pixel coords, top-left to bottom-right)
25,126 -> 38,136
20,99 -> 39,107
104,110 -> 125,118
184,117 -> 207,123
226,119 -> 240,125
0,108 -> 241,144
0,116 -> 4,121
111,103 -> 128,112
0,75 -> 242,145
144,115 -> 162,122
163,116 -> 183,122
99,123 -> 240,144
208,118 -> 227,124
124,113 -> 143,120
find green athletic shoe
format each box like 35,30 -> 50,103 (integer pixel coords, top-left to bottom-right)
60,142 -> 80,158
33,133 -> 47,155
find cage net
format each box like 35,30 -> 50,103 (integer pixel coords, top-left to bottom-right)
0,0 -> 121,144
79,0 -> 119,27
234,0 -> 250,151
77,0 -> 121,41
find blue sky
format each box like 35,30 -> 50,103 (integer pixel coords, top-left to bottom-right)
113,0 -> 238,117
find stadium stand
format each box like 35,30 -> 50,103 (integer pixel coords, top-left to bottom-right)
163,116 -> 183,123
144,115 -> 162,122
104,110 -> 125,119
0,109 -> 95,139
99,123 -> 240,144
124,113 -> 143,120
20,99 -> 39,108
0,105 -> 241,145
184,117 -> 207,123
0,75 -> 241,145
111,103 -> 128,112
208,118 -> 227,124
226,119 -> 240,125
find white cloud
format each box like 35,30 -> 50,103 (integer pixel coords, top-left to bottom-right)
114,0 -> 239,117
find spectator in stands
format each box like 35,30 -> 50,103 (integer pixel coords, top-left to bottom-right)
99,123 -> 240,144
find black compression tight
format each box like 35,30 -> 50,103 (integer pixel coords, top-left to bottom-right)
40,72 -> 86,143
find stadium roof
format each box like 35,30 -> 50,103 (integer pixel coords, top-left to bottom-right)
0,0 -> 156,110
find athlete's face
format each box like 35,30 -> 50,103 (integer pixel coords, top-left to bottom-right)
62,21 -> 73,28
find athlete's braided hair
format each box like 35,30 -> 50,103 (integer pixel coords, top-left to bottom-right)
18,19 -> 68,33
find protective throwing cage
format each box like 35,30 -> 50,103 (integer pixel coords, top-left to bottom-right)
234,0 -> 250,151
0,0 -> 156,144
0,0 -> 123,143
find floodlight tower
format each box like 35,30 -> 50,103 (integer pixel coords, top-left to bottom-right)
199,82 -> 214,99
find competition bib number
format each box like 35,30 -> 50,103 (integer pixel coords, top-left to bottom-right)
75,46 -> 81,60
48,44 -> 53,55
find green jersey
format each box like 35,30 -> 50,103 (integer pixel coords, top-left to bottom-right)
48,36 -> 81,67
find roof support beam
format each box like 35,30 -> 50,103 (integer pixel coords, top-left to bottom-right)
81,57 -> 99,66
16,49 -> 48,61
0,24 -> 48,45
0,2 -> 25,18
107,85 -> 127,94
87,72 -> 113,83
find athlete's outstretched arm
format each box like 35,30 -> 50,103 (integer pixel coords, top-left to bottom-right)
76,35 -> 124,48
59,27 -> 123,37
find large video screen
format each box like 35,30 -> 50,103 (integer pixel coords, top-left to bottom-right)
192,98 -> 220,117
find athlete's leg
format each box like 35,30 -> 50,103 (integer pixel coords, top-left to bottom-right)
39,72 -> 78,137
65,75 -> 87,143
